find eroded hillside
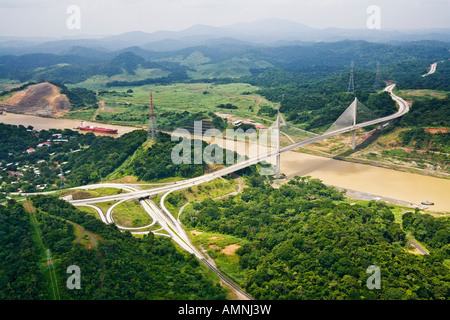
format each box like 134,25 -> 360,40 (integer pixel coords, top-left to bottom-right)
0,82 -> 71,118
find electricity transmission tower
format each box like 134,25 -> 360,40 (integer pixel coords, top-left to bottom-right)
373,61 -> 381,92
347,61 -> 355,93
149,92 -> 157,141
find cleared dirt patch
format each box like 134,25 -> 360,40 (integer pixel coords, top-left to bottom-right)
424,128 -> 449,134
23,201 -> 37,213
60,190 -> 93,200
0,82 -> 71,118
221,244 -> 241,256
107,175 -> 139,184
72,222 -> 101,249
405,246 -> 422,255
209,245 -> 221,251
191,230 -> 203,236
404,90 -> 446,99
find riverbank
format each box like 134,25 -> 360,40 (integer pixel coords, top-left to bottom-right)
0,112 -> 141,137
2,112 -> 450,213
297,146 -> 450,180
280,151 -> 450,213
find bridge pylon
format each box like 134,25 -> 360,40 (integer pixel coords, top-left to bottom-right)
351,97 -> 358,150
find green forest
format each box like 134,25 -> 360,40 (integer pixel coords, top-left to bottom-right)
119,132 -> 209,181
0,197 -> 226,300
380,94 -> 450,160
397,94 -> 450,128
181,176 -> 450,300
399,128 -> 450,153
403,212 -> 450,257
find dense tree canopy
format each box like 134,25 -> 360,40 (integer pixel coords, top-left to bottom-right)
181,177 -> 450,300
0,197 -> 226,300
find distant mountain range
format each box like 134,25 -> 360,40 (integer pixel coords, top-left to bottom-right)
1,18 -> 449,55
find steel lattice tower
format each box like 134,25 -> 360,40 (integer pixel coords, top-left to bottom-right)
347,61 -> 355,93
373,61 -> 381,92
149,92 -> 157,141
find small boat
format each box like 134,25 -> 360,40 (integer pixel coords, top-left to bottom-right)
421,201 -> 434,205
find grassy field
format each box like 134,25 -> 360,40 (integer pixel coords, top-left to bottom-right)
186,57 -> 272,80
77,205 -> 101,220
187,229 -> 249,285
164,177 -> 239,219
66,81 -> 276,127
298,124 -> 450,179
111,199 -> 153,228
68,68 -> 170,91
162,176 -> 248,285
94,200 -> 119,217
398,89 -> 448,100
0,79 -> 25,97
352,128 -> 450,177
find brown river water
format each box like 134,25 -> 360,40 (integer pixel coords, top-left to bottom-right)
2,113 -> 449,212
0,113 -> 140,137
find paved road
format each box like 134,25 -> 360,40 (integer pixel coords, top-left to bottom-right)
73,204 -> 108,223
422,62 -> 437,77
410,239 -> 429,255
201,258 -> 254,300
280,84 -> 409,153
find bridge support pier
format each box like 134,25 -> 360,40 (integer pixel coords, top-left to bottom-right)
379,121 -> 389,131
351,97 -> 357,150
352,130 -> 356,150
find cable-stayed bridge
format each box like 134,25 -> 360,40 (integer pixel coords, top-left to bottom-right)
63,83 -> 409,300
70,83 -> 409,205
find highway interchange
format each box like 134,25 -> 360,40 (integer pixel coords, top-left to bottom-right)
15,81 -> 410,299
64,83 -> 411,299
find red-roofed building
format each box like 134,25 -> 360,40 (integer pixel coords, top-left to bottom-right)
7,171 -> 24,177
26,148 -> 35,153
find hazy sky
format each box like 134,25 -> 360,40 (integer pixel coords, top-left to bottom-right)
0,0 -> 449,38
